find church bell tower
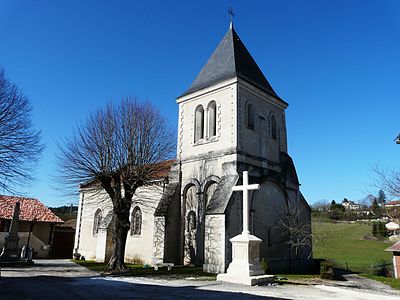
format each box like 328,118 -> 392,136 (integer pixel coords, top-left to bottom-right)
177,22 -> 289,171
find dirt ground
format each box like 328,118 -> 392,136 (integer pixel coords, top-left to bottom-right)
0,259 -> 399,300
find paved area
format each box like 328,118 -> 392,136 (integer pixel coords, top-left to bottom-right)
0,259 -> 400,300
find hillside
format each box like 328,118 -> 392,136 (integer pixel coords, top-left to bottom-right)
312,221 -> 393,273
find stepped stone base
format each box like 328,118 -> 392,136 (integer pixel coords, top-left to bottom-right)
217,273 -> 275,286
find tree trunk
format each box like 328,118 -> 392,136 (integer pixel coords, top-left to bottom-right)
102,180 -> 132,273
105,211 -> 130,273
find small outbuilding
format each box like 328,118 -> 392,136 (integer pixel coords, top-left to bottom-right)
0,195 -> 63,258
385,241 -> 400,279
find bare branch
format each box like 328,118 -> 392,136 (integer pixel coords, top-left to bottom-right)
0,68 -> 44,193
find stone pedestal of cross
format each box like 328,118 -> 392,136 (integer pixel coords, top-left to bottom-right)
217,171 -> 274,286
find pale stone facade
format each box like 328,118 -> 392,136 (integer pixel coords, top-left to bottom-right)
74,23 -> 312,273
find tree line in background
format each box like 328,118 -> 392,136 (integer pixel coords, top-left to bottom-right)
49,205 -> 79,221
311,189 -> 399,222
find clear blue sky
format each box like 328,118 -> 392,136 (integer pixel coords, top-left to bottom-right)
0,0 -> 399,207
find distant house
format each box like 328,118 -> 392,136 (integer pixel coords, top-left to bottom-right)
341,198 -> 361,210
0,195 -> 63,258
386,200 -> 400,208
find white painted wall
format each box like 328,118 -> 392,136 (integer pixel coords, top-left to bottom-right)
76,183 -> 164,264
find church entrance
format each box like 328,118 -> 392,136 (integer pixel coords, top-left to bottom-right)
183,181 -> 218,266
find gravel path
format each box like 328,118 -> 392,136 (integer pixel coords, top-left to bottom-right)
1,259 -> 399,300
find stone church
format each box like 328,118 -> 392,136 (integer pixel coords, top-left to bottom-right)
74,23 -> 311,274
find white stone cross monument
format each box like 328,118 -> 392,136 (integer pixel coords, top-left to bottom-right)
233,170 -> 260,235
217,171 -> 274,285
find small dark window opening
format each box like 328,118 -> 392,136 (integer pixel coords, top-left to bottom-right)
247,103 -> 255,129
270,114 -> 277,139
268,227 -> 272,246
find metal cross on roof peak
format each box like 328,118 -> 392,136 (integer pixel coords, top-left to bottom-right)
228,7 -> 235,25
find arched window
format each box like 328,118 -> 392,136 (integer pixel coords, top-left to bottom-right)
194,105 -> 204,142
93,209 -> 102,236
205,181 -> 218,207
270,114 -> 277,139
131,206 -> 142,236
208,101 -> 217,138
247,102 -> 255,129
187,210 -> 196,231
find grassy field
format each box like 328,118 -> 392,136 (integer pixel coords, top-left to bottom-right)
312,221 -> 393,273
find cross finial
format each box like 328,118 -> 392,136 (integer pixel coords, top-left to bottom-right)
228,7 -> 235,27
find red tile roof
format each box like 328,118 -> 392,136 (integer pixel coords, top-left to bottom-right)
386,241 -> 400,252
0,195 -> 63,223
81,159 -> 175,188
387,200 -> 400,206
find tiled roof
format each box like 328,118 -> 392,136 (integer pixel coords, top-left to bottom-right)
386,241 -> 400,252
149,160 -> 174,179
81,159 -> 174,188
386,200 -> 400,206
0,195 -> 63,223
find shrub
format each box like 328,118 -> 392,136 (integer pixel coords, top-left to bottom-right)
261,258 -> 270,274
372,259 -> 392,277
372,223 -> 378,237
378,222 -> 388,238
320,261 -> 334,279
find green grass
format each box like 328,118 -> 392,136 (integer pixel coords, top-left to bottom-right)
360,274 -> 400,290
276,274 -> 318,280
312,221 -> 393,273
72,260 -> 216,279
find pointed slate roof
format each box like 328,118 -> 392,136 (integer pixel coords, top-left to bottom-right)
180,24 -> 283,102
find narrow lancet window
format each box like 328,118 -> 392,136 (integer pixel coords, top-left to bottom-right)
131,206 -> 142,236
208,101 -> 216,138
93,209 -> 102,236
270,114 -> 277,139
247,102 -> 255,129
194,105 -> 204,142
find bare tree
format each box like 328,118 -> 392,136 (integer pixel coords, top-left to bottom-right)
57,98 -> 175,272
374,166 -> 400,198
0,68 -> 43,193
278,204 -> 312,261
373,166 -> 400,221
